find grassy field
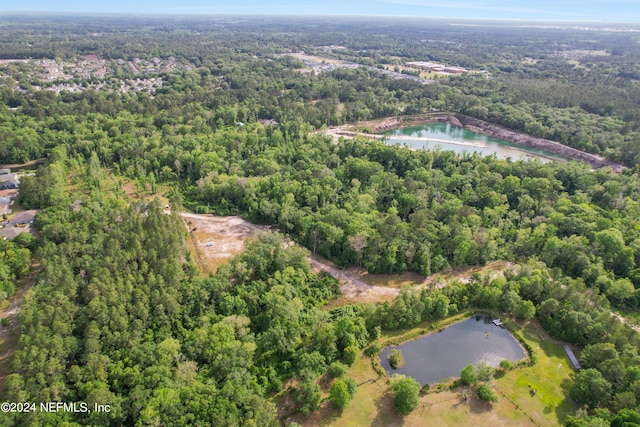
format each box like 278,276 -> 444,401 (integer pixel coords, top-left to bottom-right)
284,315 -> 577,426
495,320 -> 578,425
381,65 -> 438,80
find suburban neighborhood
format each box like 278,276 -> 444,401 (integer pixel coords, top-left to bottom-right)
0,168 -> 37,240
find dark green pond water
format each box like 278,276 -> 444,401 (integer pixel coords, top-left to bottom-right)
379,315 -> 526,386
382,123 -> 566,162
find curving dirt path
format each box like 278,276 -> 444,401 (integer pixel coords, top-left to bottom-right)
309,256 -> 399,300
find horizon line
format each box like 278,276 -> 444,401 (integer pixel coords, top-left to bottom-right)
2,11 -> 639,24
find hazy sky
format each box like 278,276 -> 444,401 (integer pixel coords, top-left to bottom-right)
3,0 -> 640,22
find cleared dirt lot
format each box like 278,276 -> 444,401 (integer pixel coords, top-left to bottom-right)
181,213 -> 269,274
181,213 -> 401,300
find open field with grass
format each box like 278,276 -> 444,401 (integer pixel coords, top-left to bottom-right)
284,315 -> 577,426
120,179 -> 170,206
495,320 -> 578,425
380,65 -> 439,79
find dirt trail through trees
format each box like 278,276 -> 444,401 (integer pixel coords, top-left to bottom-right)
308,256 -> 400,300
0,272 -> 37,394
0,271 -> 37,334
181,212 -> 400,300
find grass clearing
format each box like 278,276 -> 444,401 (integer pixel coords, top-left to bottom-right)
120,178 -> 170,206
380,65 -> 438,79
322,294 -> 395,310
497,320 -> 578,425
426,260 -> 516,287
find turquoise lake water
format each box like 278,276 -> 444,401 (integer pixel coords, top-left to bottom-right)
382,123 -> 566,162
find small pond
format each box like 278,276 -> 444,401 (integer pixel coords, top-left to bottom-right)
381,123 -> 567,162
379,315 -> 526,386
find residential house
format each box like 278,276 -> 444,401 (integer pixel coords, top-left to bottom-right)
0,173 -> 18,190
0,227 -> 27,240
8,210 -> 37,227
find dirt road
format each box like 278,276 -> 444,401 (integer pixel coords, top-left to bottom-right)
309,256 -> 399,300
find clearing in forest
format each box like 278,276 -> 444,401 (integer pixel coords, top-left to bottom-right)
347,260 -> 515,291
180,213 -> 515,306
283,316 -> 575,427
181,213 -> 269,274
180,213 -> 402,300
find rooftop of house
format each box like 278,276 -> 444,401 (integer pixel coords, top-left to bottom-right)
0,227 -> 27,240
8,209 -> 38,225
0,173 -> 17,182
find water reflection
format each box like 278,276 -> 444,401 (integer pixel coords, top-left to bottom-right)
379,315 -> 525,386
382,123 -> 566,162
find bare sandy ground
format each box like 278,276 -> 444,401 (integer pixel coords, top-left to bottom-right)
309,256 -> 400,301
181,213 -> 269,274
181,213 -> 400,299
180,215 -> 522,303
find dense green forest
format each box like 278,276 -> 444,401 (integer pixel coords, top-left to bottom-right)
1,14 -> 640,426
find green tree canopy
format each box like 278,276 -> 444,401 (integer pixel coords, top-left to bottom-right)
391,375 -> 421,415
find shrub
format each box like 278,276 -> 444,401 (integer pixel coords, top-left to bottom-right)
293,379 -> 322,415
342,345 -> 358,366
420,383 -> 430,395
388,349 -> 404,368
327,361 -> 348,378
329,380 -> 351,410
476,362 -> 495,381
460,364 -> 476,385
477,385 -> 498,403
345,377 -> 357,398
499,359 -> 512,370
364,344 -> 380,357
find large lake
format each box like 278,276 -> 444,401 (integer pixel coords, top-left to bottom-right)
382,123 -> 566,162
379,315 -> 526,386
